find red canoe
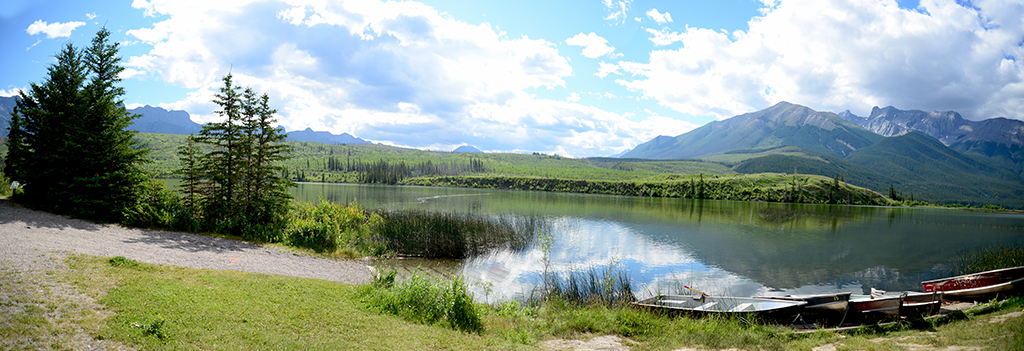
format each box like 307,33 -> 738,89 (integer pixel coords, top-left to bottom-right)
921,266 -> 1024,301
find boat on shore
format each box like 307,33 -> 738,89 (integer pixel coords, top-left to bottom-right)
848,293 -> 903,319
756,292 -> 851,326
921,266 -> 1024,301
898,291 -> 943,315
757,292 -> 851,314
633,295 -> 806,321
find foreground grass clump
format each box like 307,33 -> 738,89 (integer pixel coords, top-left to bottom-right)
950,244 -> 1024,276
360,270 -> 483,333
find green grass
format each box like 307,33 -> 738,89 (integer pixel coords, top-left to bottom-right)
63,255 -> 519,350
44,253 -> 1024,351
950,244 -> 1024,276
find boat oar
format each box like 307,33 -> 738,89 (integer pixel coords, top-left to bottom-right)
684,285 -> 709,297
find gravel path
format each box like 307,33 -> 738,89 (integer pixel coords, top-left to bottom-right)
0,198 -> 374,284
0,198 -> 375,350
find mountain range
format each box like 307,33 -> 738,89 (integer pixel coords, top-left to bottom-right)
0,97 -> 371,145
838,106 -> 1024,173
624,101 -> 1024,208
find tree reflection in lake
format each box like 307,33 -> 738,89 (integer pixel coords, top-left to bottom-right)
289,183 -> 1024,303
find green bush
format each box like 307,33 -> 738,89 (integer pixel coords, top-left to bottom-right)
361,271 -> 483,333
285,199 -> 384,254
122,180 -> 179,228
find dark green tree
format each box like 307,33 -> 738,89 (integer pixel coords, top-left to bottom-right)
181,74 -> 292,239
176,133 -> 206,215
5,28 -> 148,221
198,74 -> 245,221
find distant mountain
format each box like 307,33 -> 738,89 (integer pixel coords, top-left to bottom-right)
127,105 -> 203,135
285,128 -> 370,145
623,102 -> 882,160
0,96 -> 16,137
731,133 -> 1024,208
845,132 -> 1023,207
731,148 -> 897,192
452,145 -> 483,153
840,106 -> 1024,173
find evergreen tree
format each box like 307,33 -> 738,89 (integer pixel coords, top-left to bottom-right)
177,133 -> 206,215
5,28 -> 147,221
180,74 -> 293,239
198,74 -> 245,220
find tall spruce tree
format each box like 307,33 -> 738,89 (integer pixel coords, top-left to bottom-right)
5,28 -> 147,221
198,74 -> 245,221
182,74 -> 293,239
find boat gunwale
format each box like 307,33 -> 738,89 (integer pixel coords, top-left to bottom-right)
937,276 -> 1024,297
920,266 -> 1024,285
634,295 -> 807,313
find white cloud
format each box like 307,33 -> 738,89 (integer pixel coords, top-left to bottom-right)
86,13 -> 97,20
122,0 -> 680,156
595,61 -> 621,78
567,92 -> 580,102
618,0 -> 1024,120
25,20 -> 86,39
603,0 -> 632,24
644,27 -> 686,46
566,32 -> 622,59
0,88 -> 25,97
645,8 -> 672,24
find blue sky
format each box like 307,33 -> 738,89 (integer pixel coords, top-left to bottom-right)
2,0 -> 1022,157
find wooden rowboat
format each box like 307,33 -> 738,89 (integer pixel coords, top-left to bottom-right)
757,292 -> 851,314
756,292 -> 851,326
921,266 -> 1024,301
633,295 -> 806,321
898,291 -> 942,315
849,294 -> 903,319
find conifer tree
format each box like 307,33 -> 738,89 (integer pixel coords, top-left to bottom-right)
177,133 -> 206,215
198,74 -> 245,220
181,74 -> 293,239
5,28 -> 147,221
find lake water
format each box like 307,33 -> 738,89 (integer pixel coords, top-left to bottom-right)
292,182 -> 1024,302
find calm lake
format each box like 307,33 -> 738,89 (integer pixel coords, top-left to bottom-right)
291,182 -> 1024,303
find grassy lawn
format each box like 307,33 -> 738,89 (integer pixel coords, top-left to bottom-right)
25,254 -> 1023,350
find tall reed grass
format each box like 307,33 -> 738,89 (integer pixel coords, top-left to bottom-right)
371,209 -> 544,259
950,244 -> 1024,276
533,265 -> 636,307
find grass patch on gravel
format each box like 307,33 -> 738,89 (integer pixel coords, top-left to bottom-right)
52,254 -> 1024,351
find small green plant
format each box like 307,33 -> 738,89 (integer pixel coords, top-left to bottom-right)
108,256 -> 141,268
139,314 -> 169,340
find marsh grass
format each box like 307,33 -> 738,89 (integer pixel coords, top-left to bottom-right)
950,243 -> 1024,276
371,209 -> 544,258
533,265 -> 636,307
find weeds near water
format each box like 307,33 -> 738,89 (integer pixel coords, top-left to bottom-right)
950,244 -> 1024,276
371,209 -> 546,259
361,269 -> 483,333
534,265 -> 636,307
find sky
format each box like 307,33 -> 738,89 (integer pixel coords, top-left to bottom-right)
1,0 -> 1023,157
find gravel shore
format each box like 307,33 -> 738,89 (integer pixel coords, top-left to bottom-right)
0,198 -> 375,349
0,198 -> 374,284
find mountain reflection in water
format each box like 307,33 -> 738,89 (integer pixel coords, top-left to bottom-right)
289,183 -> 1024,303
